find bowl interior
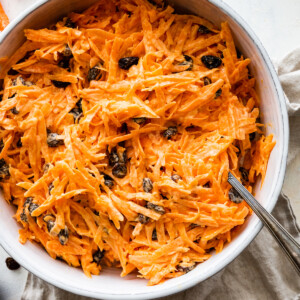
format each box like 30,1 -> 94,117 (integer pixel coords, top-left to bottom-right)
0,0 -> 287,299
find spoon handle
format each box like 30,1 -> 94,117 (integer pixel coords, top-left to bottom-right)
228,172 -> 300,275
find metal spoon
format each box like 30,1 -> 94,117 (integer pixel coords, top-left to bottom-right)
228,171 -> 300,275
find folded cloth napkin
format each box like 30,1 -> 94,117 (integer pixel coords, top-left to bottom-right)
21,50 -> 300,300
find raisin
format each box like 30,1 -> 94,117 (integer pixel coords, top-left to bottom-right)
93,249 -> 105,265
69,107 -> 82,121
143,178 -> 153,193
20,211 -> 28,222
0,158 -> 10,179
87,65 -> 102,81
201,55 -> 222,69
152,229 -> 157,240
10,107 -> 19,115
5,257 -> 20,270
146,202 -> 165,214
112,163 -> 127,178
102,173 -> 114,189
109,147 -> 119,166
171,174 -> 182,182
163,126 -> 177,139
215,88 -> 222,99
52,80 -> 70,88
17,138 -> 22,148
28,202 -> 39,215
76,98 -> 82,110
0,139 -> 3,151
138,214 -> 150,224
47,132 -> 64,147
228,188 -> 243,204
58,57 -> 71,69
58,226 -> 69,245
198,25 -> 211,34
63,44 -> 72,57
132,117 -> 146,125
203,77 -> 211,86
239,167 -> 249,183
118,57 -> 139,70
177,264 -> 195,273
65,18 -> 76,28
178,55 -> 193,71
43,214 -> 55,232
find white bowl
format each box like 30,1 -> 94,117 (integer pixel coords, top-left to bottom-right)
0,0 -> 288,299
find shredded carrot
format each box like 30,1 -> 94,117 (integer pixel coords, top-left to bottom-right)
0,0 -> 275,285
0,2 -> 8,31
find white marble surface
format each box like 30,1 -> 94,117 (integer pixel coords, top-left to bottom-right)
0,0 -> 300,299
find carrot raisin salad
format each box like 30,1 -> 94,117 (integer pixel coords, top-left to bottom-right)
0,0 -> 275,285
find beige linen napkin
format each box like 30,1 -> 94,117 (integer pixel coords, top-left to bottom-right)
21,50 -> 300,300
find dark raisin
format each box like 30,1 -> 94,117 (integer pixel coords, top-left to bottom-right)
28,202 -> 39,215
203,77 -> 211,86
109,147 -> 119,166
20,211 -> 28,222
143,178 -> 153,193
93,249 -> 105,265
146,202 -> 165,214
47,132 -> 64,147
58,226 -> 69,245
7,68 -> 18,75
177,264 -> 195,273
171,174 -> 181,182
69,107 -> 82,121
163,126 -> 178,139
102,173 -> 114,188
201,55 -> 222,69
249,132 -> 256,141
76,98 -> 82,110
132,117 -> 147,125
178,55 -> 193,71
10,107 -> 19,114
48,182 -> 54,194
17,138 -> 22,148
112,163 -> 127,178
12,76 -> 25,86
0,158 -> 10,179
228,188 -> 243,204
138,214 -> 150,224
52,80 -> 70,88
65,18 -> 76,28
58,57 -> 71,69
215,88 -> 222,99
118,57 -> 139,70
152,229 -> 157,240
44,214 -> 55,232
239,167 -> 249,183
63,44 -> 72,57
198,25 -> 211,34
5,257 -> 20,270
0,139 -> 3,151
87,65 -> 102,81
